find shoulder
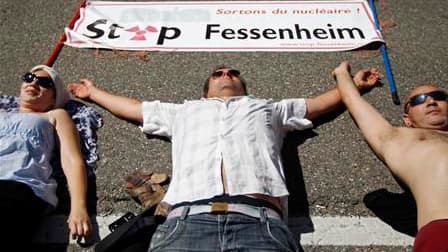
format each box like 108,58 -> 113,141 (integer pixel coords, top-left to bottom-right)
48,108 -> 73,126
184,99 -> 205,105
379,127 -> 417,151
142,100 -> 184,112
49,108 -> 70,118
273,98 -> 307,109
242,96 -> 274,104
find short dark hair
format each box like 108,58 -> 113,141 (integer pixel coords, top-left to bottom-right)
202,65 -> 248,98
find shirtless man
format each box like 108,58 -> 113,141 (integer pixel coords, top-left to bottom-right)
333,61 -> 448,251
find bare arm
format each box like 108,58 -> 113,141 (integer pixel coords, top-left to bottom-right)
333,61 -> 397,160
305,87 -> 342,120
68,79 -> 143,124
305,67 -> 380,120
51,109 -> 92,240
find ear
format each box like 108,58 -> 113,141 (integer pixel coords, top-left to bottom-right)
402,112 -> 413,127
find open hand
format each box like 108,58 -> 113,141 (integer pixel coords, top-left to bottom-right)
67,79 -> 95,100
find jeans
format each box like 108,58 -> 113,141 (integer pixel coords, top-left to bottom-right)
149,207 -> 299,252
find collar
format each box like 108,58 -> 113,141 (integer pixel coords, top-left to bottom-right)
200,95 -> 254,102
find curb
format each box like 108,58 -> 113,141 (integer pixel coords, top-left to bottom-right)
33,214 -> 414,246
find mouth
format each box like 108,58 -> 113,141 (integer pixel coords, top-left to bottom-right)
218,80 -> 235,88
426,109 -> 441,115
24,87 -> 40,95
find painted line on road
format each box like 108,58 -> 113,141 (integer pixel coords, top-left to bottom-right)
34,215 -> 414,246
299,216 -> 413,246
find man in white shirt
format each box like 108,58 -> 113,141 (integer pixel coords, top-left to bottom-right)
69,64 -> 379,251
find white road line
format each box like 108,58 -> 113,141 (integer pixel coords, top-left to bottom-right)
34,214 -> 414,246
300,216 -> 413,246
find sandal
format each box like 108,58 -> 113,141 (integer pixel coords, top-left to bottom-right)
125,171 -> 170,211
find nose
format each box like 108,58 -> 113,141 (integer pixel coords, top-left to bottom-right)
425,96 -> 438,106
221,71 -> 232,78
28,80 -> 38,85
23,79 -> 39,88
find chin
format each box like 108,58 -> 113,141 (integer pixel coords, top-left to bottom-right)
424,121 -> 448,130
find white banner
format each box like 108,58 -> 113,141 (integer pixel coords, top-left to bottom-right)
65,0 -> 383,52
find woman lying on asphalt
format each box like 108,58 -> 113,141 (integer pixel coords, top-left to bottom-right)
0,65 -> 92,246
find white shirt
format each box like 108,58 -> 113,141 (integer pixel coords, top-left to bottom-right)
141,96 -> 312,205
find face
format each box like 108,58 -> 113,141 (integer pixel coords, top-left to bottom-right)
206,68 -> 246,98
19,70 -> 56,111
402,85 -> 448,130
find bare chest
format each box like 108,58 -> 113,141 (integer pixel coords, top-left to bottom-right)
385,129 -> 448,175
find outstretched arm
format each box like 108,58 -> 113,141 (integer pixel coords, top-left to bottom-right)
333,61 -> 396,160
51,109 -> 92,241
305,66 -> 379,120
68,79 -> 143,124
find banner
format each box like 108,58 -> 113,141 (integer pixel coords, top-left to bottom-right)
65,0 -> 383,52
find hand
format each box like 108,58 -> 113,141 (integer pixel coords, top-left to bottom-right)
67,79 -> 95,100
332,61 -> 380,90
353,67 -> 380,90
331,61 -> 351,79
67,208 -> 92,241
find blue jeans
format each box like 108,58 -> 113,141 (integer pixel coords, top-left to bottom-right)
148,207 -> 299,252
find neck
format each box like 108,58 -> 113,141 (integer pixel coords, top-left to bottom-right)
19,102 -> 51,113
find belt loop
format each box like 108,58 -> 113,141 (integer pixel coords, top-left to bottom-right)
259,207 -> 268,223
180,206 -> 190,220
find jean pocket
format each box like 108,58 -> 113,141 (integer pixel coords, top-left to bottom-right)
263,219 -> 298,252
149,218 -> 183,250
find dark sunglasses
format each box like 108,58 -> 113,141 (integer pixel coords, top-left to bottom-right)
211,69 -> 240,79
405,90 -> 448,112
22,72 -> 54,89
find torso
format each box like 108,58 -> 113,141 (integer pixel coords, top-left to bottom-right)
158,97 -> 311,207
221,162 -> 282,210
384,128 -> 448,229
0,111 -> 58,206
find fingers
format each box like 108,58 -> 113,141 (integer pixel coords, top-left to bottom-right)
66,83 -> 78,93
341,61 -> 351,72
362,68 -> 380,84
67,84 -> 83,98
354,68 -> 381,88
66,79 -> 95,99
66,79 -> 93,88
79,79 -> 94,86
69,222 -> 92,240
68,216 -> 92,241
334,62 -> 381,90
333,61 -> 351,76
331,69 -> 337,80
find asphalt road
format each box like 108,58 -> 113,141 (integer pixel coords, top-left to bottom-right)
1,0 -> 447,251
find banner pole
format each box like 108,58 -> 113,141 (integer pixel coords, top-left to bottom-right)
368,0 -> 400,105
45,0 -> 86,67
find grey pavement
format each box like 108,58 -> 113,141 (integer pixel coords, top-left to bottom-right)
1,0 -> 447,251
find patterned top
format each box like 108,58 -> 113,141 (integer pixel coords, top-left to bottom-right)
141,96 -> 312,205
0,95 -> 102,178
0,112 -> 58,206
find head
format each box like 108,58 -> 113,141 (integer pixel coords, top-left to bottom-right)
402,84 -> 448,131
19,65 -> 70,112
202,65 -> 248,98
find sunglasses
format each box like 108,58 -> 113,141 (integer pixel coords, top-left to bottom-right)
405,90 -> 448,112
22,72 -> 54,89
211,69 -> 240,79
